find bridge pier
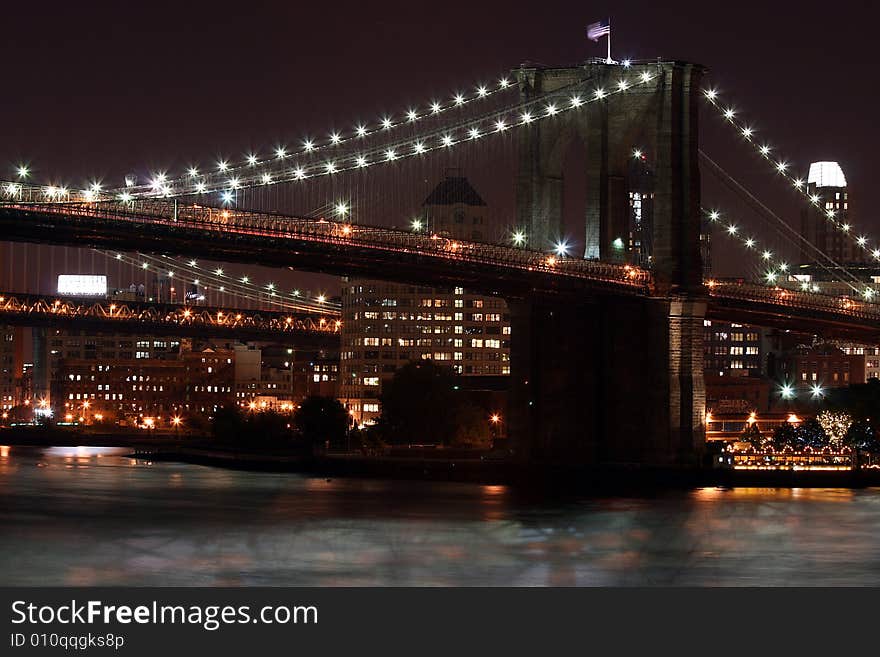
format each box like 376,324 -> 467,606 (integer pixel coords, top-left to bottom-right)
508,294 -> 706,466
511,59 -> 706,466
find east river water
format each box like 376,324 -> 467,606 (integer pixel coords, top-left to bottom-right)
2,445 -> 880,585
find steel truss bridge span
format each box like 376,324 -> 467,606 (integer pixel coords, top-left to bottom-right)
2,201 -> 880,341
0,290 -> 340,345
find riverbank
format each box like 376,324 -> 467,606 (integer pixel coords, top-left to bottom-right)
4,431 -> 880,488
136,446 -> 880,489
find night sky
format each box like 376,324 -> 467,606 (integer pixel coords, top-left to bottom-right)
2,0 -> 877,281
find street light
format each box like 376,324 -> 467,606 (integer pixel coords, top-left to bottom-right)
490,413 -> 502,443
780,384 -> 795,400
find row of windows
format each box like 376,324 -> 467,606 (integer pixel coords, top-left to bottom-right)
341,351 -> 509,371
347,297 -> 505,309
705,331 -> 760,342
344,364 -> 510,384
704,346 -> 760,356
352,310 -> 507,322
799,371 -> 850,382
51,340 -> 180,349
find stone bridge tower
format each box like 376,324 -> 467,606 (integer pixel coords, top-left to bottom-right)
509,60 -> 707,466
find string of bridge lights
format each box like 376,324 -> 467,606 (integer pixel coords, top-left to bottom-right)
704,207 -> 880,301
703,208 -> 819,292
5,67 -> 661,205
140,70 -> 657,202
98,250 -> 337,312
702,87 -> 880,263
8,74 -> 517,200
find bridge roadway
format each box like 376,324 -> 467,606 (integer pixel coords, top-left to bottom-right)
0,290 -> 340,345
0,200 -> 652,298
1,200 -> 879,342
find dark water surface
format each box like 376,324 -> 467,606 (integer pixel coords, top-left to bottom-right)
2,445 -> 880,586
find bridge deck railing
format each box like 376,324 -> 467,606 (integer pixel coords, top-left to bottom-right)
708,280 -> 880,323
2,198 -> 654,293
8,196 -> 880,326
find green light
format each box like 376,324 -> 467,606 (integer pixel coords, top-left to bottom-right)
612,237 -> 624,249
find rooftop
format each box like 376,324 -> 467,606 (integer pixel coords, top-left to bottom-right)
423,176 -> 487,207
808,161 -> 847,188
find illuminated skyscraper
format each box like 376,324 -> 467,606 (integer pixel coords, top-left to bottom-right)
800,161 -> 863,265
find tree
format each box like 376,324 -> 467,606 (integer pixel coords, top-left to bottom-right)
293,396 -> 349,451
740,423 -> 764,449
377,360 -> 487,446
816,410 -> 853,447
449,402 -> 491,448
771,420 -> 828,451
844,419 -> 880,454
212,406 -> 295,445
798,418 -> 829,449
249,409 -> 292,443
211,405 -> 246,442
771,422 -> 799,451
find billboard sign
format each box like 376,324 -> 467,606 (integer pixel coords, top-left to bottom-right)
57,275 -> 108,297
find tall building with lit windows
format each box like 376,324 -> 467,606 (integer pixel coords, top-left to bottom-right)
625,155 -> 654,267
800,161 -> 863,265
0,326 -> 17,411
703,320 -> 764,377
340,175 -> 510,425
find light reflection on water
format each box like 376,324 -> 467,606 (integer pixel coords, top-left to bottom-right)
1,445 -> 880,586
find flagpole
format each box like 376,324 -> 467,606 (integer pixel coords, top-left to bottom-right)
606,19 -> 612,63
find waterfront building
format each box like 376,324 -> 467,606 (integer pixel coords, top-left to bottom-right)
340,174 -> 510,425
771,343 -> 865,392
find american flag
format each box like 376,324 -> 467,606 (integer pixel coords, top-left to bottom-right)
587,20 -> 611,41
